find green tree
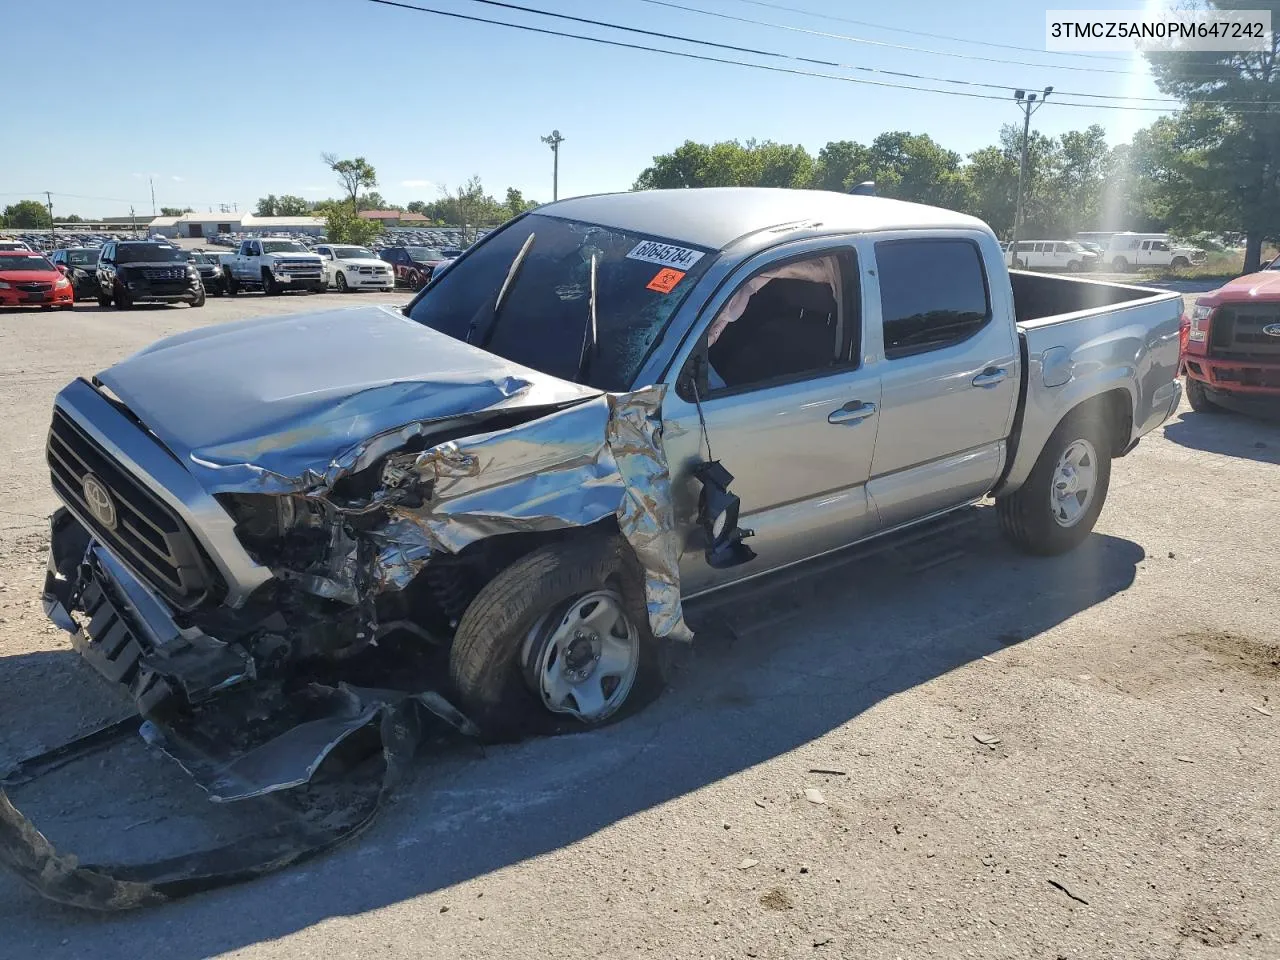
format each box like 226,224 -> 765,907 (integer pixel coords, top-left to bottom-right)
963,145 -> 1020,237
61,214 -> 85,223
503,187 -> 539,218
321,153 -> 379,215
275,195 -> 312,216
864,131 -> 970,209
255,194 -> 279,217
317,201 -> 382,245
812,140 -> 873,192
1145,0 -> 1280,271
159,206 -> 192,217
3,200 -> 51,228
406,200 -> 428,215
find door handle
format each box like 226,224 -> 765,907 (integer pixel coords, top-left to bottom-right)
828,400 -> 876,425
971,367 -> 1009,388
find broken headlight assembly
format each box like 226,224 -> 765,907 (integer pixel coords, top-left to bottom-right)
218,493 -> 326,546
693,460 -> 755,569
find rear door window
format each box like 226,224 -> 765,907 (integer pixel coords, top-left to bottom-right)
875,239 -> 992,360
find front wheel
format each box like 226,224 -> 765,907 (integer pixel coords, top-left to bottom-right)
113,284 -> 132,310
336,272 -> 349,293
225,270 -> 239,296
1171,256 -> 1190,270
1111,256 -> 1129,272
261,271 -> 278,296
997,410 -> 1113,556
448,535 -> 667,738
1067,259 -> 1082,273
1185,376 -> 1222,414
190,287 -> 206,308
97,290 -> 112,308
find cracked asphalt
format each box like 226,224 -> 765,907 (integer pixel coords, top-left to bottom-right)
1,290 -> 1278,959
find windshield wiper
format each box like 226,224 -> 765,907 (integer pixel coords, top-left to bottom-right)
576,253 -> 599,384
471,232 -> 535,346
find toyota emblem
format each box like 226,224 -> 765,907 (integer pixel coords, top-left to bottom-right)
1263,322 -> 1280,338
81,474 -> 117,530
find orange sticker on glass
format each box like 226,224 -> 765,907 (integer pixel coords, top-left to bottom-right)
646,268 -> 686,294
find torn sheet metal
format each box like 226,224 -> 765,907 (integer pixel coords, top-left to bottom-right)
0,684 -> 475,912
378,383 -> 691,641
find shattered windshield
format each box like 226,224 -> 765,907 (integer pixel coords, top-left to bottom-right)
406,214 -> 715,391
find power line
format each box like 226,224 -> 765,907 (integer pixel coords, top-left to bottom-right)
633,0 -> 1246,84
362,0 -> 1275,114
722,0 -> 1132,63
628,0 -> 1186,102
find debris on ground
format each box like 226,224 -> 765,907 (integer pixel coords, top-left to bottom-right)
759,887 -> 793,910
803,788 -> 826,805
973,733 -> 1001,747
1250,705 -> 1272,717
807,767 -> 847,776
1175,755 -> 1195,763
737,858 -> 759,870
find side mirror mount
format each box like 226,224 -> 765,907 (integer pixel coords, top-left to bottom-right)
693,460 -> 755,569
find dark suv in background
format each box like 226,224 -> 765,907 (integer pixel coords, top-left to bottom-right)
95,241 -> 206,309
48,247 -> 101,299
188,249 -> 226,296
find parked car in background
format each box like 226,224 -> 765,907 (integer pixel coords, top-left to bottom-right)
219,238 -> 326,295
95,240 -> 205,309
188,250 -> 226,296
48,247 -> 101,299
314,244 -> 395,292
378,245 -> 447,289
41,188 -> 1183,738
0,238 -> 33,251
1005,240 -> 1098,272
0,250 -> 74,309
1099,233 -> 1206,272
1179,256 -> 1280,415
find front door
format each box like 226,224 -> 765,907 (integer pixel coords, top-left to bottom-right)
864,234 -> 1020,529
661,243 -> 881,597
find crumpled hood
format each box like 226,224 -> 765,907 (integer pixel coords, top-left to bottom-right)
95,305 -> 600,493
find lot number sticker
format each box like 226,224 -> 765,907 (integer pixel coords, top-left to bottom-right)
627,240 -> 705,271
646,268 -> 686,294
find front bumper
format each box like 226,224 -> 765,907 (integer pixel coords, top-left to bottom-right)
43,509 -> 254,716
1181,355 -> 1280,396
347,273 -> 395,289
123,277 -> 202,302
271,271 -> 324,286
0,286 -> 73,307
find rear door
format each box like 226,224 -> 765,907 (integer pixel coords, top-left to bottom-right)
661,239 -> 881,596
864,233 -> 1019,529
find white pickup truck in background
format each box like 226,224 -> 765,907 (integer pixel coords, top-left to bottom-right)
219,238 -> 326,295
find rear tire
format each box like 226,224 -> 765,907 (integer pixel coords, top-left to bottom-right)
448,534 -> 668,739
997,408 -> 1113,556
1185,376 -> 1222,413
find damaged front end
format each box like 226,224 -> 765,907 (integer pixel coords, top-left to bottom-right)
9,311 -> 691,908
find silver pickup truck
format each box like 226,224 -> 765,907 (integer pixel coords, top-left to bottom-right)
42,188 -> 1182,738
218,237 -> 326,295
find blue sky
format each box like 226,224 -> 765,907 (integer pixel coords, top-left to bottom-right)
4,0 -> 1167,217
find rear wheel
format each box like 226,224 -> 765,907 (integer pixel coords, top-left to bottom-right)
1185,376 -> 1222,413
448,534 -> 668,738
997,409 -> 1113,556
1012,258 -> 1025,269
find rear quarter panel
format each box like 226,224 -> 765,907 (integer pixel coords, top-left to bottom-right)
1003,289 -> 1183,491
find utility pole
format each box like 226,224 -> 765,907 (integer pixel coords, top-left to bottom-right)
129,206 -> 138,237
150,176 -> 157,219
541,129 -> 565,201
45,191 -> 54,248
1010,86 -> 1052,255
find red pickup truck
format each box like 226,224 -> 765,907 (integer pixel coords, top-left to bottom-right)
1181,258 -> 1280,414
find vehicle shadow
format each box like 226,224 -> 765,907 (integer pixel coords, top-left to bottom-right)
1,511 -> 1143,955
1162,409 -> 1280,462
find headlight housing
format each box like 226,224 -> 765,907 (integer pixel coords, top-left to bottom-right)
55,277 -> 70,289
1188,303 -> 1213,342
0,280 -> 10,289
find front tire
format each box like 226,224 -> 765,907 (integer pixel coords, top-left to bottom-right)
190,287 -> 206,308
1111,256 -> 1129,272
113,284 -> 132,310
336,272 -> 349,293
97,290 -> 112,308
261,270 -> 278,296
448,534 -> 667,739
1171,256 -> 1190,270
1067,259 -> 1081,273
997,409 -> 1113,556
224,270 -> 239,296
1185,376 -> 1222,414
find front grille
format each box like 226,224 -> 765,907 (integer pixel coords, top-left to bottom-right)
278,260 -> 319,272
1210,305 -> 1280,360
16,282 -> 52,292
141,267 -> 184,281
46,409 -> 216,609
